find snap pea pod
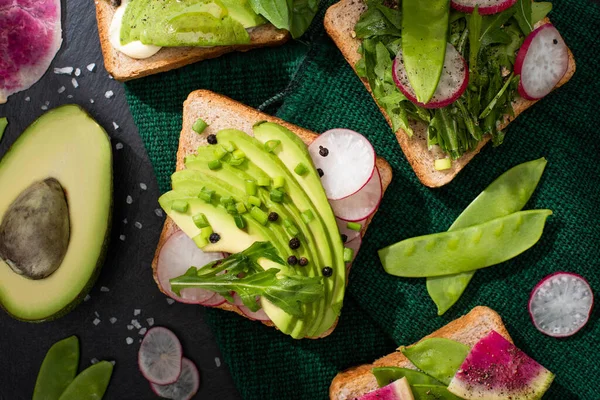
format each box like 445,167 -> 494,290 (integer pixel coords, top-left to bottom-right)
372,367 -> 444,387
427,158 -> 547,315
401,0 -> 450,104
401,338 -> 469,385
58,361 -> 113,400
411,384 -> 463,400
33,336 -> 79,400
380,210 -> 551,277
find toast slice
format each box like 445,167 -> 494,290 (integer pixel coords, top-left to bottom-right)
329,306 -> 511,399
94,1 -> 290,81
324,0 -> 576,187
151,90 -> 393,338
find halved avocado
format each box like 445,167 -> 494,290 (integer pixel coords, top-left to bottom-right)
0,105 -> 112,321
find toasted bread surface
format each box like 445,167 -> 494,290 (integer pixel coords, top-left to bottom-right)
324,0 -> 576,188
151,90 -> 392,338
329,306 -> 511,400
94,1 -> 290,81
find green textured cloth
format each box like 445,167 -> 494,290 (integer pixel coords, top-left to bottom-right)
125,1 -> 600,398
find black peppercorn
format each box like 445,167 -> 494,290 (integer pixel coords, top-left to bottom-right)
287,255 -> 298,266
341,234 -> 348,243
322,267 -> 333,277
319,146 -> 329,157
317,168 -> 324,177
289,237 -> 301,250
268,212 -> 279,222
207,134 -> 217,145
209,233 -> 221,243
110,0 -> 121,7
298,257 -> 309,267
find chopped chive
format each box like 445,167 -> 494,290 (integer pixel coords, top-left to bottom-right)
228,156 -> 245,166
270,189 -> 284,203
347,222 -> 362,232
200,226 -> 213,239
257,177 -> 271,187
343,247 -> 354,263
213,145 -> 228,160
282,218 -> 293,228
223,141 -> 236,152
235,202 -> 247,214
434,158 -> 452,171
192,213 -> 210,228
283,219 -> 299,236
249,207 -> 268,225
245,179 -> 257,196
294,162 -> 308,176
193,234 -> 208,248
301,210 -> 314,223
264,140 -> 281,153
273,176 -> 285,189
248,195 -> 261,207
208,159 -> 222,170
192,118 -> 208,134
198,187 -> 214,203
234,214 -> 246,230
226,204 -> 238,215
220,196 -> 234,206
171,200 -> 189,213
232,149 -> 246,160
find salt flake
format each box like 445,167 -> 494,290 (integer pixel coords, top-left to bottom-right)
126,195 -> 133,204
105,90 -> 114,99
146,318 -> 155,326
139,327 -> 147,335
166,298 -> 175,305
126,337 -> 133,345
100,286 -> 110,292
57,86 -> 66,94
75,68 -> 81,77
109,317 -> 117,324
54,67 -> 74,75
71,78 -> 79,88
116,143 -> 124,150
93,318 -> 101,326
87,63 -> 96,72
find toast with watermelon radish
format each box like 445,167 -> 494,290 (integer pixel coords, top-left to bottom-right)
151,90 -> 392,339
324,0 -> 576,188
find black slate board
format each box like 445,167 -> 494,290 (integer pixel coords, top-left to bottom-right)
0,1 -> 241,399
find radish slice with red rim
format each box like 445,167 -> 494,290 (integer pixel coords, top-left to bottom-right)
450,0 -> 517,15
337,217 -> 366,243
393,43 -> 468,109
515,24 -> 569,101
157,230 -> 224,304
232,294 -> 271,321
330,168 -> 382,222
308,129 -> 376,200
138,327 -> 183,385
529,272 -> 594,338
150,357 -> 200,400
345,236 -> 362,273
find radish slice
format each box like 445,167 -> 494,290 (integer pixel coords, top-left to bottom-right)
529,272 -> 594,338
515,24 -> 569,101
150,358 -> 200,400
199,293 -> 227,307
450,0 -> 517,15
308,129 -> 376,200
337,217 -> 366,243
345,236 -> 362,273
138,327 -> 183,385
232,294 -> 270,321
330,168 -> 382,222
393,43 -> 468,109
157,231 -> 224,304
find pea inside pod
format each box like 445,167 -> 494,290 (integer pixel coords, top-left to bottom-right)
58,361 -> 113,400
427,158 -> 547,315
372,367 -> 444,387
379,209 -> 552,277
401,338 -> 469,385
33,336 -> 79,400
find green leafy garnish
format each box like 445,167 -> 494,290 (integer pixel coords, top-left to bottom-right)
249,0 -> 319,38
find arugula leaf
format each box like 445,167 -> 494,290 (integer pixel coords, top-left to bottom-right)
532,2 -> 552,24
249,0 -> 318,38
355,0 -> 402,38
514,0 -> 533,34
289,0 -> 319,39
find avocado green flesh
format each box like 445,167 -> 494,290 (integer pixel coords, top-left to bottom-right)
253,123 -> 346,336
121,0 -> 265,47
0,105 -> 112,321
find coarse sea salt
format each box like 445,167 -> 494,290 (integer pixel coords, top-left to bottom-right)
155,209 -> 163,217
87,63 -> 96,72
134,309 -> 141,316
132,319 -> 142,329
116,143 -> 124,150
84,294 -> 91,302
166,298 -> 175,305
112,121 -> 119,130
146,318 -> 155,326
126,337 -> 133,345
119,235 -> 126,241
215,357 -> 221,367
57,86 -> 66,94
91,358 -> 99,364
134,222 -> 143,229
100,286 -> 110,292
75,68 -> 81,77
126,195 -> 133,204
140,183 -> 147,190
93,318 -> 101,326
127,325 -> 134,330
54,67 -> 73,75
110,317 -> 117,324
71,78 -> 79,88
139,327 -> 147,335
105,90 -> 114,99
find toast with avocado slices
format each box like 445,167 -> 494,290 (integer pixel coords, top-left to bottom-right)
329,306 -> 514,399
152,90 -> 392,339
324,0 -> 576,187
95,1 -> 305,81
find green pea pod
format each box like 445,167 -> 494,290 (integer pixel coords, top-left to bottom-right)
400,338 -> 469,385
427,158 -> 547,314
380,209 -> 552,277
401,0 -> 450,104
33,336 -> 79,400
372,367 -> 444,388
58,361 -> 113,400
411,384 -> 463,400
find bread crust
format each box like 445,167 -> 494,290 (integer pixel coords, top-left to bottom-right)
324,0 -> 576,187
329,306 -> 511,400
94,0 -> 290,81
151,90 -> 393,339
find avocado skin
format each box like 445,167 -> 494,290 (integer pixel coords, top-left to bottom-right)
0,105 -> 113,322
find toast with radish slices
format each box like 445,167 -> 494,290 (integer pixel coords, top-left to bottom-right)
151,90 -> 392,338
325,0 -> 576,188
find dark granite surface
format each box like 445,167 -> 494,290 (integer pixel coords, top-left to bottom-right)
0,1 -> 240,399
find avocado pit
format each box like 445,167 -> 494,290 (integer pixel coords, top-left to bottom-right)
0,178 -> 70,280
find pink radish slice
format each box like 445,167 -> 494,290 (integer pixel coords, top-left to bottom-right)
330,167 -> 382,222
345,236 -> 362,273
0,0 -> 62,103
515,24 -> 569,101
150,358 -> 200,400
393,43 -> 469,109
198,293 -> 226,307
450,0 -> 517,15
337,217 -> 366,243
157,230 -> 224,304
232,294 -> 270,321
308,129 -> 376,200
139,327 -> 183,385
529,272 -> 593,338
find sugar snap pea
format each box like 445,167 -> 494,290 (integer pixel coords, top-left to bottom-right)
427,158 -> 547,315
379,210 -> 552,277
411,384 -> 463,400
33,336 -> 79,400
401,0 -> 450,104
372,367 -> 444,387
401,338 -> 469,385
58,361 -> 113,400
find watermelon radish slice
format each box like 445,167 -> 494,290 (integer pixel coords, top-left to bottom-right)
448,330 -> 555,400
330,167 -> 383,222
515,24 -> 569,101
308,129 -> 376,200
358,377 -> 414,400
393,43 -> 468,109
450,0 -> 517,15
157,230 -> 224,305
138,327 -> 183,385
0,0 -> 62,103
529,272 -> 593,338
150,357 -> 200,400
